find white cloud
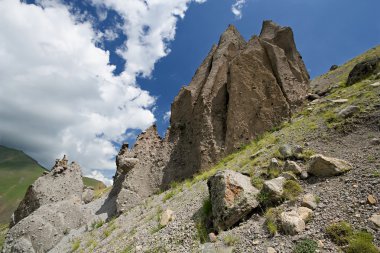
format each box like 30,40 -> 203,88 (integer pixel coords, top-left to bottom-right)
86,170 -> 113,186
163,111 -> 171,122
232,0 -> 247,19
0,0 -> 206,185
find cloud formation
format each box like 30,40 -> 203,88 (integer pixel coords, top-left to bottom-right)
232,0 -> 247,19
0,0 -> 205,183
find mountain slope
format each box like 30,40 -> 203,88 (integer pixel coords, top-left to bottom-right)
50,46 -> 380,252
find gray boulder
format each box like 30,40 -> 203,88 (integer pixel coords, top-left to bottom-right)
337,105 -> 360,118
308,154 -> 351,177
284,161 -> 302,175
262,177 -> 286,201
280,210 -> 305,235
302,193 -> 318,210
207,170 -> 260,231
11,156 -> 83,227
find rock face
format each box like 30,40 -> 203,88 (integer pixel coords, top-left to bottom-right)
112,125 -> 172,213
114,21 -> 309,211
308,154 -> 352,177
207,170 -> 260,231
10,156 -> 83,227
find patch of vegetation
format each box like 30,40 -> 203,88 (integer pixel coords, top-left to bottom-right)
121,244 -> 134,253
150,207 -> 164,234
257,190 -> 272,208
267,167 -> 281,179
195,198 -> 213,243
71,239 -> 81,252
372,170 -> 380,177
326,221 -> 379,252
145,245 -> 168,253
251,176 -> 264,189
91,219 -> 105,229
163,190 -> 175,202
0,224 -> 8,250
103,223 -> 116,238
264,207 -> 282,236
294,239 -> 318,253
282,180 -> 303,201
223,234 -> 239,246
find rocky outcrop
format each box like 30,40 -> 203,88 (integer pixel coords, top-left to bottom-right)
111,125 -> 172,213
113,21 -> 309,211
346,57 -> 380,85
10,155 -> 83,227
207,170 -> 260,231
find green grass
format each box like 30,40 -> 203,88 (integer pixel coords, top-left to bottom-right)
294,239 -> 318,253
282,180 -> 303,201
326,221 -> 379,252
223,234 -> 239,246
71,239 -> 81,252
0,224 -> 8,250
264,207 -> 282,236
195,198 -> 213,243
0,145 -> 107,225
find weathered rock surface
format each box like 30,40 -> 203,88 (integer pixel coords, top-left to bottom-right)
347,57 -> 380,85
3,199 -> 91,253
82,187 -> 94,204
112,125 -> 172,213
337,105 -> 360,118
262,177 -> 286,201
160,209 -> 175,227
10,156 -> 83,227
308,154 -> 352,177
297,207 -> 313,221
284,160 -> 302,175
112,21 -> 309,211
370,214 -> 380,228
280,210 -> 305,235
207,170 -> 260,231
302,193 -> 318,210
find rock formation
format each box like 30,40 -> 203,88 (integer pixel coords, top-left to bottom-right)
113,21 -> 310,210
10,156 -> 83,227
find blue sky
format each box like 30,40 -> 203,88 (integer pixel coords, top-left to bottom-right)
0,0 -> 379,184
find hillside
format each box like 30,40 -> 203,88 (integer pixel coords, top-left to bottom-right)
47,47 -> 380,252
0,145 -> 106,224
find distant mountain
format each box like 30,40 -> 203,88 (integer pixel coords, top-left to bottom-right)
0,145 -> 106,225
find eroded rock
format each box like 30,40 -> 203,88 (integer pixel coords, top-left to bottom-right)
262,177 -> 286,201
280,210 -> 305,235
308,154 -> 352,177
347,57 -> 380,85
302,193 -> 318,210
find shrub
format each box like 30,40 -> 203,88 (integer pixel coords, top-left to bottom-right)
294,239 -> 318,253
283,180 -> 303,201
195,198 -> 213,243
223,234 -> 239,246
251,176 -> 264,189
345,231 -> 379,253
264,207 -> 282,236
163,190 -> 175,202
326,221 -> 353,246
71,239 -> 80,252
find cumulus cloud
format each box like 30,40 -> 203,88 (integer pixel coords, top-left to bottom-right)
163,111 -> 171,122
86,170 -> 113,186
232,0 -> 247,19
0,0 -> 206,185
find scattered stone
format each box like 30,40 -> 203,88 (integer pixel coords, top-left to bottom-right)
280,210 -> 305,235
82,187 -> 94,204
337,105 -> 360,118
284,161 -> 302,175
300,171 -> 309,180
279,145 -> 293,159
368,195 -> 377,205
208,233 -> 217,242
159,209 -> 175,227
293,145 -> 303,158
267,247 -> 277,253
297,207 -> 313,221
250,149 -> 264,160
252,239 -> 260,245
302,193 -> 318,210
347,57 -> 380,85
269,158 -> 280,170
331,99 -> 348,104
369,214 -> 380,228
317,240 -> 324,248
330,65 -> 339,71
370,138 -> 380,145
207,170 -> 260,231
308,154 -> 352,177
280,172 -> 298,181
370,81 -> 380,87
262,177 -> 286,201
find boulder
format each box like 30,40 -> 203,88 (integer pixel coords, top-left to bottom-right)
207,170 -> 260,231
82,187 -> 94,204
337,105 -> 360,118
262,177 -> 286,201
302,193 -> 318,210
330,65 -> 339,71
284,161 -> 302,175
279,145 -> 293,159
347,57 -> 380,85
308,154 -> 352,177
160,209 -> 175,227
370,138 -> 380,145
3,200 -> 92,253
280,210 -> 305,235
267,247 -> 277,253
10,156 -> 83,227
297,207 -> 313,221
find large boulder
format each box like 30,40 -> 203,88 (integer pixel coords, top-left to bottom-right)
308,154 -> 352,177
261,177 -> 286,201
207,170 -> 260,231
3,199 -> 92,253
346,57 -> 380,85
10,156 -> 83,227
280,210 -> 305,235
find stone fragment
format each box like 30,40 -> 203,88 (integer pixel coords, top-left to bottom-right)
370,138 -> 380,145
209,233 -> 217,242
267,247 -> 277,253
369,214 -> 380,227
284,161 -> 302,175
297,207 -> 313,221
262,177 -> 286,201
308,154 -> 352,177
302,193 -> 318,210
331,99 -> 348,104
300,171 -> 309,180
368,195 -> 377,205
160,209 -> 175,227
82,187 -> 94,204
337,105 -> 360,118
280,210 -> 305,235
370,81 -> 380,87
207,170 -> 260,231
